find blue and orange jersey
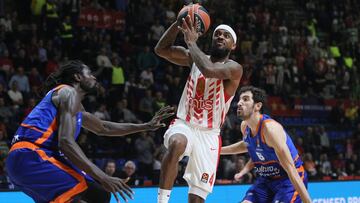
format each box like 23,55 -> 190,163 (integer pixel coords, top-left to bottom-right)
12,84 -> 83,150
243,114 -> 302,178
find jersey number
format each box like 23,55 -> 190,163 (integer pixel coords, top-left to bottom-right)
256,152 -> 265,161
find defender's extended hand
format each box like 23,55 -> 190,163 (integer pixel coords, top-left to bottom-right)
147,106 -> 175,130
100,175 -> 134,203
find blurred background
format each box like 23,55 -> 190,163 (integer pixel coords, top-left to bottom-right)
0,0 -> 359,194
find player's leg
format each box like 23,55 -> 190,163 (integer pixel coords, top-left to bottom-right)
272,166 -> 308,203
6,147 -> 88,203
75,181 -> 111,203
241,178 -> 273,203
158,133 -> 188,202
189,193 -> 205,203
158,119 -> 194,203
159,133 -> 188,189
184,131 -> 221,203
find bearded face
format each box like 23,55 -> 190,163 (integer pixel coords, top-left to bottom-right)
210,44 -> 231,59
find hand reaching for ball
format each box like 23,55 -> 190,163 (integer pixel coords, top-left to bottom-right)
178,15 -> 201,45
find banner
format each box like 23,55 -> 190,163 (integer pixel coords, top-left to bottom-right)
77,8 -> 126,30
2,181 -> 360,203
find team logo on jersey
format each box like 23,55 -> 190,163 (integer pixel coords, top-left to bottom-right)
188,97 -> 213,110
201,173 -> 209,183
196,77 -> 206,93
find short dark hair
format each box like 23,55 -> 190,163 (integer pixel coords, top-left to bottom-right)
43,60 -> 85,93
239,86 -> 267,111
105,159 -> 116,167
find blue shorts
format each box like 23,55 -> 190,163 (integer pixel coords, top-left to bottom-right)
6,142 -> 90,203
242,166 -> 308,203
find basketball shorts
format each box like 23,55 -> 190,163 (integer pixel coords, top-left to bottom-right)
163,119 -> 222,196
242,166 -> 308,203
6,141 -> 90,203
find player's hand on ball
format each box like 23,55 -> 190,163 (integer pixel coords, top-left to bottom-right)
178,15 -> 201,44
148,106 -> 175,130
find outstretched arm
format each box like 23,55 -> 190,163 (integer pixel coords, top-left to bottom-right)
154,22 -> 192,67
221,141 -> 248,155
82,106 -> 174,136
55,86 -> 134,202
264,121 -> 312,203
179,16 -> 243,79
221,121 -> 248,155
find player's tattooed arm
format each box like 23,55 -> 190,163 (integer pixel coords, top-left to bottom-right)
154,22 -> 193,67
82,105 -> 174,136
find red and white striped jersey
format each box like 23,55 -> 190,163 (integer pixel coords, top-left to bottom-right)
177,62 -> 234,129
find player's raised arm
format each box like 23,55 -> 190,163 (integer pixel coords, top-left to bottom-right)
154,21 -> 192,67
178,16 -> 243,80
82,105 -> 174,137
55,86 -> 134,202
264,121 -> 312,203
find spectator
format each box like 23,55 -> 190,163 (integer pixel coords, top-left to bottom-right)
8,67 -> 30,93
140,67 -> 154,87
96,47 -> 112,68
118,160 -> 142,186
303,153 -> 318,179
138,89 -> 155,122
104,159 -> 117,177
7,81 -> 23,107
150,19 -> 165,44
135,131 -> 155,179
28,67 -> 43,94
136,46 -> 159,71
94,103 -> 111,121
0,50 -> 14,79
318,153 -> 332,176
0,97 -> 13,123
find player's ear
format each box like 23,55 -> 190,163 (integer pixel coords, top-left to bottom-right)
74,73 -> 81,82
255,102 -> 262,112
231,43 -> 236,51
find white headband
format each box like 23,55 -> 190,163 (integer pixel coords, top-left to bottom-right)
213,24 -> 237,43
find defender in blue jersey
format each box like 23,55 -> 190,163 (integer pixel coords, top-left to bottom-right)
221,86 -> 311,203
5,60 -> 174,203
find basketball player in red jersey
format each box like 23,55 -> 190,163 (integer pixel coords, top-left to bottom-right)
155,15 -> 243,203
6,60 -> 174,203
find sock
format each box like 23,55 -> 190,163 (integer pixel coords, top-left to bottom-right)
157,188 -> 171,203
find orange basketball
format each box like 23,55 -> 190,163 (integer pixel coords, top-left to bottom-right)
177,4 -> 211,35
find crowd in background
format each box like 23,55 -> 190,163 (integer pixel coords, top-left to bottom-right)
0,0 -> 359,189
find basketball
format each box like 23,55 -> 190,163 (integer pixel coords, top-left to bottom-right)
177,4 -> 211,35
